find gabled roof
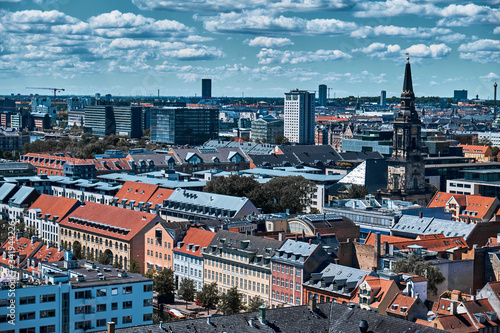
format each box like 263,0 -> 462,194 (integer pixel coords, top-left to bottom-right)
364,232 -> 410,245
9,186 -> 38,205
366,232 -> 468,253
28,194 -> 80,223
392,215 -> 476,240
114,181 -> 159,207
386,294 -> 418,316
60,202 -> 160,241
429,314 -> 477,333
173,228 -> 216,258
148,188 -> 174,206
459,144 -> 490,154
461,298 -> 499,329
459,195 -> 498,220
0,237 -> 43,269
428,192 -> 463,208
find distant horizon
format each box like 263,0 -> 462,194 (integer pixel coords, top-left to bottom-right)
0,0 -> 498,99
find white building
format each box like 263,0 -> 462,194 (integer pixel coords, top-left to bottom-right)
0,258 -> 153,333
477,132 -> 500,147
284,90 -> 315,144
173,228 -> 215,291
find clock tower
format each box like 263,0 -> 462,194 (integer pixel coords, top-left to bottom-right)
380,58 -> 430,205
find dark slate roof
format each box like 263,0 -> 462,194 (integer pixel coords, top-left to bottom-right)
338,151 -> 384,162
101,302 -> 443,333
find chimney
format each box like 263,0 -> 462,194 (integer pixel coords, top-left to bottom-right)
309,239 -> 312,245
359,320 -> 369,333
31,236 -> 38,244
450,301 -> 458,315
374,233 -> 381,261
295,234 -> 298,242
419,211 -> 423,218
259,305 -> 267,324
107,322 -> 115,333
309,296 -> 317,311
382,241 -> 388,256
278,232 -> 285,242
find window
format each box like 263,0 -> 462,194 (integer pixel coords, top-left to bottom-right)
20,296 -> 36,305
144,313 -> 153,321
112,288 -> 118,296
123,286 -> 132,294
97,289 -> 107,297
40,325 -> 56,333
296,268 -> 301,277
112,302 -> 118,310
144,284 -> 153,292
122,315 -> 132,324
144,299 -> 153,306
39,309 -> 55,318
40,294 -> 55,303
74,291 -> 91,299
123,301 -> 132,309
19,329 -> 35,333
97,304 -> 106,312
96,319 -> 106,327
20,312 -> 36,320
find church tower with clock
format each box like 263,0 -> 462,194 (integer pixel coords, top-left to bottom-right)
380,58 -> 430,205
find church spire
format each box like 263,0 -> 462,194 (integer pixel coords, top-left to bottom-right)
402,56 -> 413,94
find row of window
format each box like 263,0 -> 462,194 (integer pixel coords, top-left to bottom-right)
75,286 -> 133,299
206,258 -> 268,279
205,269 -> 269,295
75,314 -> 151,330
61,229 -> 128,251
272,263 -> 301,277
18,294 -> 55,305
272,291 -> 300,305
174,264 -> 202,278
1,325 -> 55,333
146,237 -> 172,249
272,277 -> 300,291
146,250 -> 171,261
174,253 -> 202,265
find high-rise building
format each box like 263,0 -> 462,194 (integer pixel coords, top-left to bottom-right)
84,105 -> 115,137
380,90 -> 387,106
150,107 -> 219,145
380,58 -> 431,205
114,106 -> 142,138
318,84 -> 327,106
284,90 -> 315,144
202,78 -> 212,99
453,89 -> 468,101
251,115 -> 284,143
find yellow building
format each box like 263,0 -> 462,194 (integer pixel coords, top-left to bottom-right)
459,144 -> 492,162
202,230 -> 283,306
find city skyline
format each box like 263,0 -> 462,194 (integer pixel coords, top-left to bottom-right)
0,0 -> 498,98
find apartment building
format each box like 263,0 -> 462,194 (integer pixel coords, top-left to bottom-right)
59,202 -> 162,273
173,227 -> 216,291
202,230 -> 283,306
144,220 -> 188,273
25,194 -> 81,247
0,259 -> 153,333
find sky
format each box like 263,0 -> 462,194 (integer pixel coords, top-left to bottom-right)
0,0 -> 499,98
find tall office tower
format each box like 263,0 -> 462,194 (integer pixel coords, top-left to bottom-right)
150,107 -> 219,145
84,106 -> 115,137
202,79 -> 212,99
453,89 -> 468,101
113,106 -> 143,138
380,90 -> 387,106
318,84 -> 327,106
284,90 -> 315,144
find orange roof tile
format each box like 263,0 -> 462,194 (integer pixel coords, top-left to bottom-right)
386,294 -> 417,315
434,314 -> 477,333
148,188 -> 174,206
458,195 -> 498,220
173,228 -> 216,258
459,144 -> 489,154
28,194 -> 80,222
59,202 -> 160,241
364,231 -> 410,246
114,181 -> 159,207
427,192 -> 465,208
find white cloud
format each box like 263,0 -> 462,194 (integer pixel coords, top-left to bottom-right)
494,27 -> 500,34
247,37 -> 293,48
133,0 -> 356,13
167,47 -> 225,60
200,11 -> 358,36
350,25 -> 450,39
458,39 -> 500,63
88,10 -> 193,38
352,42 -> 401,60
322,71 -> 387,84
479,72 -> 499,80
437,33 -> 466,43
257,48 -> 351,64
405,43 -> 451,58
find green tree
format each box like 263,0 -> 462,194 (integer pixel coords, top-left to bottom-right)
204,174 -> 261,199
274,134 -> 289,145
337,184 -> 370,199
392,254 -> 446,295
113,261 -> 123,269
246,295 -> 265,312
217,286 -> 244,315
144,269 -> 155,279
98,252 -> 111,265
197,282 -> 219,315
129,258 -> 141,273
260,176 -> 315,214
0,220 -> 9,244
72,241 -> 82,259
86,252 -> 94,261
178,278 -> 196,309
154,268 -> 175,298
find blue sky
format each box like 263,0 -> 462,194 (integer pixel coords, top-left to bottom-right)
0,0 -> 498,98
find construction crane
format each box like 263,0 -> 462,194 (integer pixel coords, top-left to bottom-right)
26,87 -> 65,99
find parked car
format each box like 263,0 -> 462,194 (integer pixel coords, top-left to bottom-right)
167,308 -> 186,320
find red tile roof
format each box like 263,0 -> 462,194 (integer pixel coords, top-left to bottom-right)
365,231 -> 468,253
148,188 -> 174,206
173,228 -> 216,258
434,314 -> 477,333
459,144 -> 489,154
0,237 -> 42,268
28,194 -> 80,222
59,202 -> 160,241
427,192 -> 465,208
113,181 -> 174,207
386,294 -> 417,316
364,232 -> 410,245
458,195 -> 498,221
88,158 -> 132,172
461,299 -> 499,329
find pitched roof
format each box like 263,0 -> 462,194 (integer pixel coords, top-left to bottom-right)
173,228 -> 216,258
59,202 -> 160,241
386,294 -> 418,316
0,236 -> 43,269
148,188 -> 174,206
368,232 -> 468,253
461,298 -> 499,329
364,231 -> 410,245
459,195 -> 498,220
28,194 -> 80,222
427,192 -> 463,208
392,215 -> 476,240
431,314 -> 477,333
114,181 -> 159,207
459,144 -> 490,154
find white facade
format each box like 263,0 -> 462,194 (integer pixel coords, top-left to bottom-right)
51,186 -> 115,205
173,250 -> 204,291
284,90 -> 315,144
25,208 -> 61,246
478,132 -> 500,147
